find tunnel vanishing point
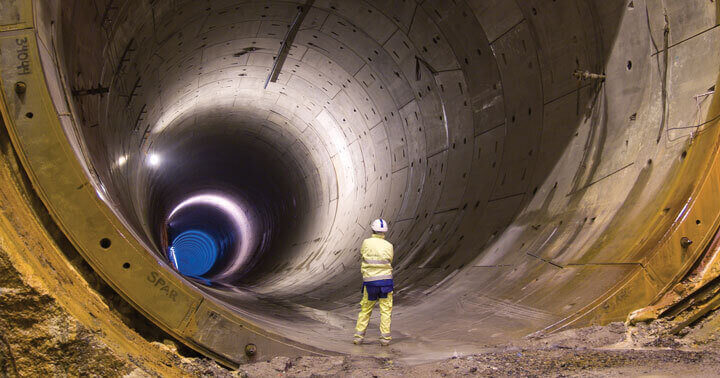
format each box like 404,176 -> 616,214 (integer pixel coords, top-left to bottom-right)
1,0 -> 720,370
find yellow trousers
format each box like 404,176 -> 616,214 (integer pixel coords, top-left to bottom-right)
354,287 -> 393,339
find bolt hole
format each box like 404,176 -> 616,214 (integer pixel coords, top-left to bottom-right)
122,262 -> 130,269
25,112 -> 33,118
626,60 -> 632,70
681,237 -> 693,248
14,81 -> 26,94
696,219 -> 701,225
245,343 -> 257,356
100,238 -> 111,249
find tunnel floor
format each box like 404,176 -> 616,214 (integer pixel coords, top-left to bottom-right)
237,321 -> 720,377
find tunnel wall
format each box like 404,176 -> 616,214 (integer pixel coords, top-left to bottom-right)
0,0 -> 719,365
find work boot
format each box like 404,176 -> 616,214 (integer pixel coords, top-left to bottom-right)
379,337 -> 391,346
353,334 -> 364,345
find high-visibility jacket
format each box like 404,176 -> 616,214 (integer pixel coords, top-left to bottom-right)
360,234 -> 393,282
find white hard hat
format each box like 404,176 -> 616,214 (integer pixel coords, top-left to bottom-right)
371,218 -> 388,233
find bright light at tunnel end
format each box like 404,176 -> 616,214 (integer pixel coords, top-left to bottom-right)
147,153 -> 161,167
168,193 -> 257,279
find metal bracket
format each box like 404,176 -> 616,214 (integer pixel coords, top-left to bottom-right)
71,85 -> 109,97
264,0 -> 315,88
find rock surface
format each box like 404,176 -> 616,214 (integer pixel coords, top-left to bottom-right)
0,249 -> 133,377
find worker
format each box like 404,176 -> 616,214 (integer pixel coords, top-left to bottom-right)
353,218 -> 394,346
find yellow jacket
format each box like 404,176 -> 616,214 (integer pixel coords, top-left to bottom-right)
360,234 -> 394,282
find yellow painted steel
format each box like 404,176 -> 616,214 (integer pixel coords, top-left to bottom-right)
0,121 -> 187,376
0,0 -> 31,32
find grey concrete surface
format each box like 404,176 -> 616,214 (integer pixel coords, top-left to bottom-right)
29,0 -> 720,359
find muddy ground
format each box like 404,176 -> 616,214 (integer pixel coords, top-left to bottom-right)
234,348 -> 717,377
175,316 -> 720,377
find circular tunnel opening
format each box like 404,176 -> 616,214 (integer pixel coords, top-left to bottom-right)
46,0 -> 720,357
170,229 -> 223,278
141,117 -> 314,286
166,199 -> 238,279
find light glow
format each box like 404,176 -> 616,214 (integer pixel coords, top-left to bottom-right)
148,153 -> 161,167
117,155 -> 127,166
168,193 -> 257,278
169,246 -> 179,269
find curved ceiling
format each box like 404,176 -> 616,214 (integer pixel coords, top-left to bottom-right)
10,0 -> 719,361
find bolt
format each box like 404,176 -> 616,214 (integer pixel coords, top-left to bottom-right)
14,81 -> 26,95
573,70 -> 606,81
680,237 -> 693,249
244,343 -> 257,357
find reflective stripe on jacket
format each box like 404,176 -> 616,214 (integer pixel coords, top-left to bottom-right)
361,234 -> 393,282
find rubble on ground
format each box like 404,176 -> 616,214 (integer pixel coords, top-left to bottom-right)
226,314 -> 720,377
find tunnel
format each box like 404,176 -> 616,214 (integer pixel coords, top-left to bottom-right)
1,0 -> 720,368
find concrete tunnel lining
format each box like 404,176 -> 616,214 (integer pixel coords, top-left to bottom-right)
3,0 -> 720,364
